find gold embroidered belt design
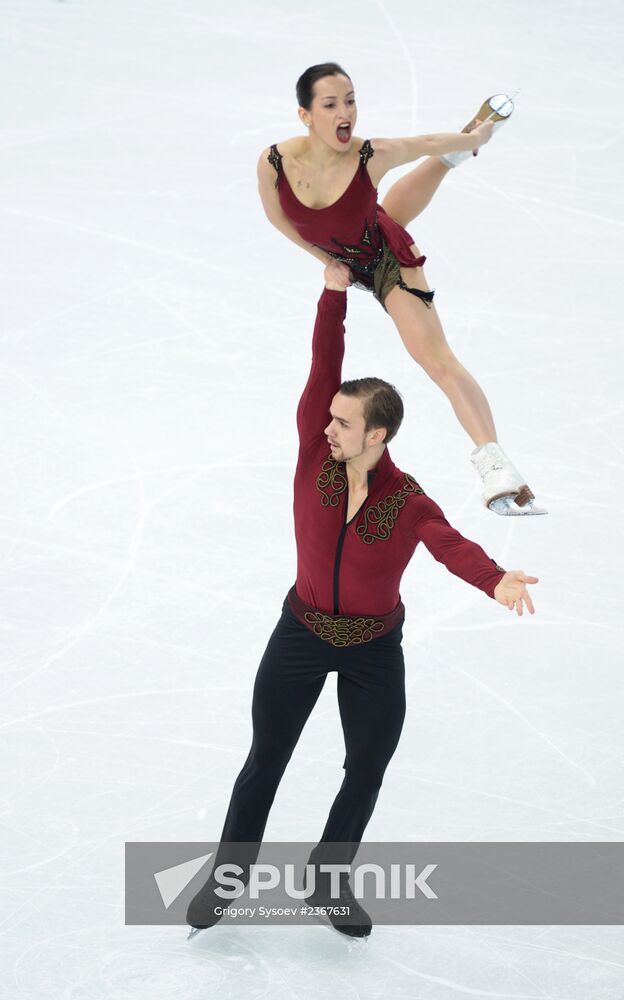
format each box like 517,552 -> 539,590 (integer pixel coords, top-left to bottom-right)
286,585 -> 404,648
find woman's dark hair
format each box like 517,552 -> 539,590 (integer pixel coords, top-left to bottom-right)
296,63 -> 352,110
338,378 -> 404,445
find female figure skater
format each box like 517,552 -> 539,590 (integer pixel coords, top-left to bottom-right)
257,62 -> 545,516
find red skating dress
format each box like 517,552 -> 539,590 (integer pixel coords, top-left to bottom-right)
268,139 -> 435,310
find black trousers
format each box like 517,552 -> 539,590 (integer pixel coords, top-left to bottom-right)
208,595 -> 406,875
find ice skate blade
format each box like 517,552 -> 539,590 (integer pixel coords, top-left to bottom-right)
459,94 -> 514,141
187,926 -> 205,940
442,94 -> 514,168
310,909 -> 371,945
488,496 -> 548,517
475,93 -> 514,123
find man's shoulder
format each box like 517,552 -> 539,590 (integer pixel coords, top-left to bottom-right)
386,463 -> 426,499
386,463 -> 445,523
374,463 -> 429,522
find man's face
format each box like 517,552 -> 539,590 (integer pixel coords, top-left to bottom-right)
324,392 -> 384,463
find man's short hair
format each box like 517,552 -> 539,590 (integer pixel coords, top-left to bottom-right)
338,377 -> 404,444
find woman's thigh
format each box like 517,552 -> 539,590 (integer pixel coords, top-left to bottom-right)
384,245 -> 457,368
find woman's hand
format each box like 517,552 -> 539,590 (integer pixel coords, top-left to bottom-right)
466,119 -> 495,150
324,260 -> 353,291
462,117 -> 483,157
494,571 -> 539,617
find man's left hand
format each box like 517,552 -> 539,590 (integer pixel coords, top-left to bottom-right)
494,571 -> 539,616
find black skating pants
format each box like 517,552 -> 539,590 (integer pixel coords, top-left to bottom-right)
209,595 -> 406,875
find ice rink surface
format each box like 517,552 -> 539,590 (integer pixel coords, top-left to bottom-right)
1,0 -> 624,995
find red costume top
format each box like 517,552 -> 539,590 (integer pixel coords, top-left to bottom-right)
268,139 -> 424,289
293,288 -> 505,616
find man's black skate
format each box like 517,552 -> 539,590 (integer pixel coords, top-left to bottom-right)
303,863 -> 372,939
186,875 -> 227,938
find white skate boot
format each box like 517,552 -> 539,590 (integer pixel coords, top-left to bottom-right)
440,92 -> 516,168
470,442 -> 547,516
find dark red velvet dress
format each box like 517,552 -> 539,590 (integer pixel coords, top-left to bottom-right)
268,140 -> 434,307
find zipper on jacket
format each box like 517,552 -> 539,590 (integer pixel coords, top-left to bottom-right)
333,520 -> 349,614
333,493 -> 367,614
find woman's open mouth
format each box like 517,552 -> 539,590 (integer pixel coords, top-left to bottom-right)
336,122 -> 351,144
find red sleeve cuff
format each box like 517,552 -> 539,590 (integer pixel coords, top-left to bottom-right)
486,569 -> 507,600
321,287 -> 347,306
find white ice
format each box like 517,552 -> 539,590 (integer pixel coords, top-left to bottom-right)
1,0 -> 623,996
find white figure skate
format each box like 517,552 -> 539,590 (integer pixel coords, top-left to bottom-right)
440,92 -> 516,168
471,442 -> 547,516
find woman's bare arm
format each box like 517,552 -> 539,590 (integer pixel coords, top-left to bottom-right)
368,121 -> 494,185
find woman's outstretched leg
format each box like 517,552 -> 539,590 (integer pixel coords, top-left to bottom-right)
383,249 -> 544,515
381,112 -> 488,228
381,157 -> 453,228
383,250 -> 496,445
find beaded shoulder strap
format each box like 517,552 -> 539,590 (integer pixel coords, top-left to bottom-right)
267,144 -> 283,188
358,139 -> 374,168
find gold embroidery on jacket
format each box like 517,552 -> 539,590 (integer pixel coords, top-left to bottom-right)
303,611 -> 385,647
356,472 -> 425,544
316,455 -> 348,507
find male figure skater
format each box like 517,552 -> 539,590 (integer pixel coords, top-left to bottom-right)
187,266 -> 538,940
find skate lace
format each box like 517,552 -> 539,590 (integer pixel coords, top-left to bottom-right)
473,442 -> 504,475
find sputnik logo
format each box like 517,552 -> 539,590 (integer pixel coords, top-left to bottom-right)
153,852 -> 213,909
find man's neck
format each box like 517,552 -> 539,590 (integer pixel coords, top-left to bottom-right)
345,445 -> 385,491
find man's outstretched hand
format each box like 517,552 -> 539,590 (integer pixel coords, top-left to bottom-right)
324,260 -> 352,291
494,571 -> 539,616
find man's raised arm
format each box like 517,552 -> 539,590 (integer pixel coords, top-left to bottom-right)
296,266 -> 350,454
